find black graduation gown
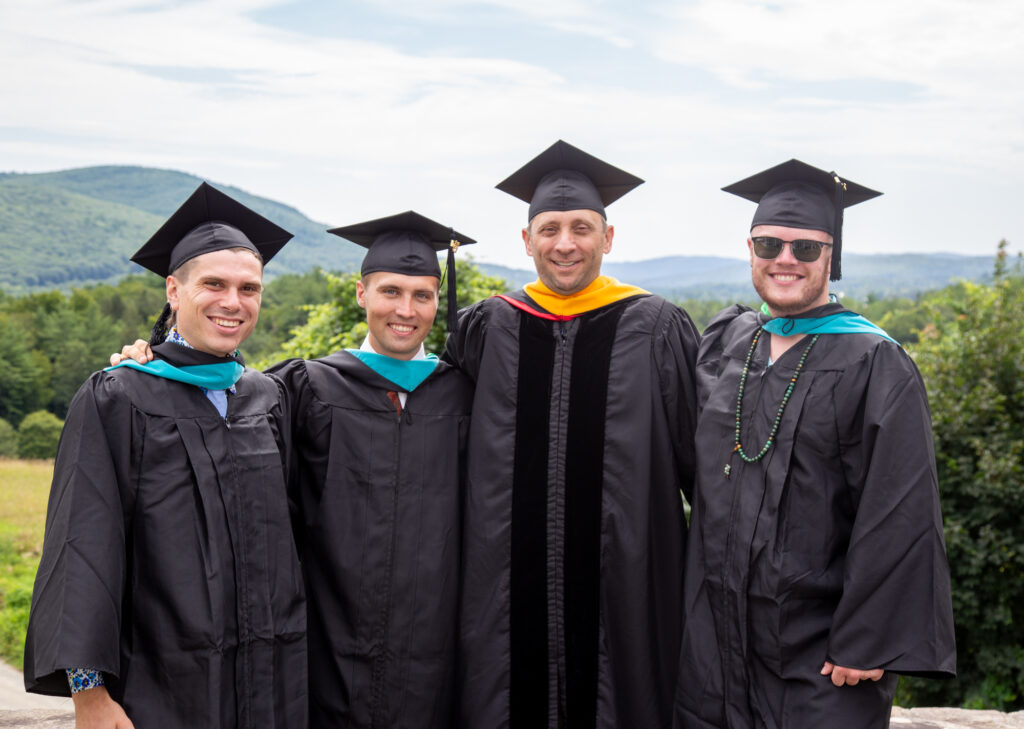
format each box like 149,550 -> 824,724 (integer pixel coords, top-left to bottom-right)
268,351 -> 473,729
675,304 -> 956,729
24,351 -> 307,729
445,291 -> 699,729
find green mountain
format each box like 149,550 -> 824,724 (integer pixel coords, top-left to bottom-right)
0,165 -> 1001,299
0,166 -> 361,292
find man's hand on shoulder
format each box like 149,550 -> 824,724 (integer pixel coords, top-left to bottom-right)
821,661 -> 885,687
109,340 -> 153,367
72,685 -> 135,729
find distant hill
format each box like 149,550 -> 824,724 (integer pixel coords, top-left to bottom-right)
0,165 -> 997,298
480,252 -> 997,300
0,166 -> 361,292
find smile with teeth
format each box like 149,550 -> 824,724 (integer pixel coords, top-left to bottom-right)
771,274 -> 802,282
211,317 -> 241,328
390,324 -> 415,333
553,261 -> 579,268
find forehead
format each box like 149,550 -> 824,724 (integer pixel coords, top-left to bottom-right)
364,271 -> 440,290
751,224 -> 833,243
187,248 -> 264,279
529,208 -> 605,228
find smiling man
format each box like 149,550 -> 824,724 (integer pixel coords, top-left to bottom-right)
24,183 -> 307,729
445,141 -> 700,729
267,211 -> 474,729
674,160 -> 956,729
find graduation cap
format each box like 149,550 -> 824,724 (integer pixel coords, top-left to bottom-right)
328,211 -> 476,333
131,182 -> 294,277
722,159 -> 881,281
496,139 -> 644,221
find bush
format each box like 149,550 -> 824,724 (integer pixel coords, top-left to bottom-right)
0,419 -> 16,458
900,245 -> 1024,709
17,410 -> 64,460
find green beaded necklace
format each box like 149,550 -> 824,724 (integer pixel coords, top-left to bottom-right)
724,327 -> 819,478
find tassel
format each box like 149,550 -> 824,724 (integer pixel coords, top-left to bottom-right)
148,302 -> 173,346
830,174 -> 846,282
446,230 -> 459,333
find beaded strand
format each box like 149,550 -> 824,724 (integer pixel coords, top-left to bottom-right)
724,328 -> 819,477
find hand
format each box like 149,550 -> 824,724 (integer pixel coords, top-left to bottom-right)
72,685 -> 135,729
821,661 -> 885,687
109,339 -> 153,367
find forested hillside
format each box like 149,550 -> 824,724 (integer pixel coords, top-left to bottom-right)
0,166 -> 362,292
0,165 -> 1002,299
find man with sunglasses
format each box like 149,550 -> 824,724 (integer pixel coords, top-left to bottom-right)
674,160 -> 955,729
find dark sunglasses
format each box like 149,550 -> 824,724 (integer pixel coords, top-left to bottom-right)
751,236 -> 833,262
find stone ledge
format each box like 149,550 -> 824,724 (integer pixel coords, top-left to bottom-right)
0,709 -> 73,728
891,706 -> 1024,729
3,706 -> 1024,729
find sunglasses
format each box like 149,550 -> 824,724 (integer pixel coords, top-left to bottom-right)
751,236 -> 833,263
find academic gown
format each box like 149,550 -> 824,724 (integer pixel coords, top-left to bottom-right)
24,351 -> 307,729
674,304 -> 956,729
445,290 -> 699,729
268,351 -> 473,729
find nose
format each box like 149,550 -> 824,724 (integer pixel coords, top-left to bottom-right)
221,286 -> 242,310
775,241 -> 799,264
395,293 -> 414,317
553,227 -> 577,254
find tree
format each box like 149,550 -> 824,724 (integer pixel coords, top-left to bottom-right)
900,243 -> 1024,709
255,258 -> 509,368
17,410 -> 64,460
0,318 -> 49,426
0,418 -> 16,458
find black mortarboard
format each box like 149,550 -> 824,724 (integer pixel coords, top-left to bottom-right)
328,211 -> 476,333
131,182 -> 293,277
496,139 -> 644,221
722,159 -> 881,281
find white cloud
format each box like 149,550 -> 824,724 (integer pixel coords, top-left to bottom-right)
0,0 -> 1020,268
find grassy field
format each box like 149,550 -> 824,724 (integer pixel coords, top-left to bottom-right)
0,458 -> 53,669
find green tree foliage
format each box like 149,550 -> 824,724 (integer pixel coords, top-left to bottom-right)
255,258 -> 509,368
0,419 -> 17,458
898,244 -> 1024,709
17,411 -> 64,459
0,319 -> 49,426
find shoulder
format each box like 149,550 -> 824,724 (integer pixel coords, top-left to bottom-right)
236,366 -> 283,396
699,304 -> 759,363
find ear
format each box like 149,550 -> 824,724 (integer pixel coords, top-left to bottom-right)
603,224 -> 614,255
166,275 -> 180,311
746,237 -> 755,266
355,279 -> 368,309
522,227 -> 534,257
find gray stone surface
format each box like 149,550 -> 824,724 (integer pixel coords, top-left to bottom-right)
0,709 -> 73,728
3,659 -> 1024,728
891,706 -> 1024,729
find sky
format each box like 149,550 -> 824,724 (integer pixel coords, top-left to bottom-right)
1,0 -> 1022,270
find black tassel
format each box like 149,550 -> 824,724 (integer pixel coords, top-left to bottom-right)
148,302 -> 173,346
830,174 -> 845,281
446,231 -> 459,333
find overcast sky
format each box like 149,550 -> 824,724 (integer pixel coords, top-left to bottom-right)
2,0 -> 1021,270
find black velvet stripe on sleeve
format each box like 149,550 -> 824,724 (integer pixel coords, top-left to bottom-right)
564,303 -> 624,729
510,314 -> 556,729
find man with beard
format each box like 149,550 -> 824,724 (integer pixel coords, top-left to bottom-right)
674,160 -> 956,729
446,140 -> 700,729
25,183 -> 307,729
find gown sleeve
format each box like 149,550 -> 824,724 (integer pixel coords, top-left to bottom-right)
264,359 -> 312,547
442,301 -> 490,382
827,342 -> 956,677
24,373 -> 135,695
654,301 -> 701,505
